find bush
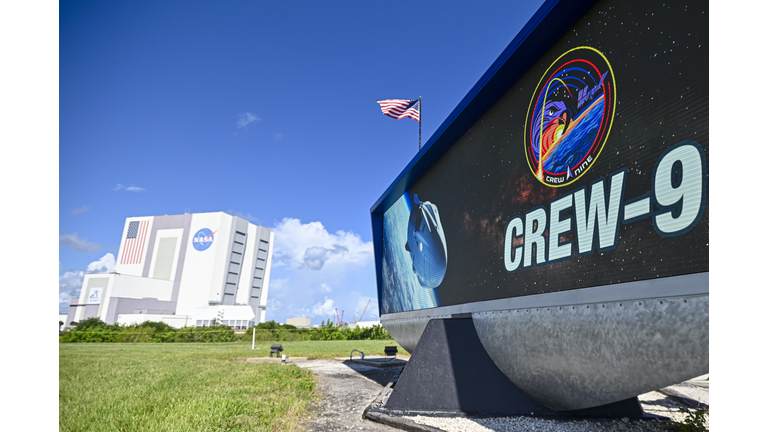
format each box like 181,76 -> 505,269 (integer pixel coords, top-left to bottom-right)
59,327 -> 120,343
173,325 -> 237,343
60,320 -> 392,343
253,320 -> 297,330
73,317 -> 121,332
137,321 -> 174,333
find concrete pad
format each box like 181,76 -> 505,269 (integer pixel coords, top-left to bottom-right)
297,359 -> 406,431
655,375 -> 709,408
659,383 -> 709,407
334,356 -> 408,368
246,357 -> 308,364
688,374 -> 709,382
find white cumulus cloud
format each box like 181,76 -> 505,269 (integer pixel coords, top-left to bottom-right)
264,218 -> 377,326
271,218 -> 372,271
353,297 -> 378,321
86,253 -> 116,273
267,298 -> 283,313
59,253 -> 116,314
59,270 -> 85,314
59,232 -> 102,253
311,297 -> 336,318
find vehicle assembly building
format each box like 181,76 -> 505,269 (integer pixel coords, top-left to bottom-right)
66,212 -> 274,329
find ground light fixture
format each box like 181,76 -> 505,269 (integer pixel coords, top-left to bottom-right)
270,344 -> 284,358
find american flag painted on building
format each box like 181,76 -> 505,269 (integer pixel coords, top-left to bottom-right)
376,99 -> 420,121
120,220 -> 149,264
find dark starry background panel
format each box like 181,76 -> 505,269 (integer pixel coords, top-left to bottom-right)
387,0 -> 708,307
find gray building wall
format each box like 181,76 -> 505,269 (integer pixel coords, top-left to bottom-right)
249,227 -> 271,308
82,304 -> 99,320
66,298 -> 82,326
104,298 -> 177,325
141,214 -> 194,303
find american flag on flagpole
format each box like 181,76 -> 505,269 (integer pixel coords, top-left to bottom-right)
120,220 -> 149,265
376,99 -> 420,122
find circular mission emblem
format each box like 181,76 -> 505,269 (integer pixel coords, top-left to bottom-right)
192,228 -> 215,251
524,46 -> 616,187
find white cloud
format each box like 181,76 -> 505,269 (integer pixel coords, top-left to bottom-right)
264,296 -> 317,322
303,245 -> 348,270
71,205 -> 90,215
269,278 -> 288,291
311,297 -> 336,318
354,297 -> 374,318
363,300 -> 379,320
59,232 -> 102,253
264,218 -> 378,326
346,293 -> 379,322
271,260 -> 286,268
271,218 -> 373,271
58,253 -> 116,314
59,270 -> 84,314
113,184 -> 145,192
237,112 -> 262,129
86,253 -> 116,273
267,298 -> 283,313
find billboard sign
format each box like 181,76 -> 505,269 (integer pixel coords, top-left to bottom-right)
377,0 -> 708,316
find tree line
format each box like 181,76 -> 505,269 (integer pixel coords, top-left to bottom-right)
59,318 -> 392,343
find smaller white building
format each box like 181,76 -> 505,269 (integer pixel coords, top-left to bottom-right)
287,318 -> 311,328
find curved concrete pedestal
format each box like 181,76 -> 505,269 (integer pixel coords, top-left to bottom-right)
384,318 -> 650,418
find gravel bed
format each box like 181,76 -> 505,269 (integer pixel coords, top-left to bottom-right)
404,391 -> 708,432
298,360 -> 709,432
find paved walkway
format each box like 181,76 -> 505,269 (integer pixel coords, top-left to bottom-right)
298,359 -> 406,432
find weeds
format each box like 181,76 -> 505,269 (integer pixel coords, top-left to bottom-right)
664,407 -> 708,432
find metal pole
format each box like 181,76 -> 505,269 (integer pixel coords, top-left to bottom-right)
419,96 -> 422,151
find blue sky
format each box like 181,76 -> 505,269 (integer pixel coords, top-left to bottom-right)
57,0 -> 547,324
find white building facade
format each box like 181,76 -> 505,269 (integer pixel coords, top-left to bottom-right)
67,212 -> 274,329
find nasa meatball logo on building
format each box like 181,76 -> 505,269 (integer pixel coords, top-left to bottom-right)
192,228 -> 215,251
524,46 -> 616,187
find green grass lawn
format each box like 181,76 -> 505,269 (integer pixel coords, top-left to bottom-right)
59,340 -> 403,432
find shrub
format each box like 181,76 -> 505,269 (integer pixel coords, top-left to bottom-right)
663,407 -> 708,432
60,320 -> 392,343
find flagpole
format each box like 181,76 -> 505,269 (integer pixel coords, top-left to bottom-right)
419,96 -> 422,151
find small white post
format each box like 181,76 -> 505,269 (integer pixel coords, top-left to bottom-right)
251,324 -> 256,350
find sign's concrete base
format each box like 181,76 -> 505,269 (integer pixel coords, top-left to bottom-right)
246,357 -> 307,364
337,357 -> 409,368
376,318 -> 654,419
